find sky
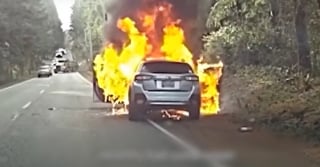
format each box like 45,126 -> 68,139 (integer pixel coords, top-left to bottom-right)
53,0 -> 75,31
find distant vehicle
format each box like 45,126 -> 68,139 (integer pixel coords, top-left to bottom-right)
37,65 -> 52,78
52,49 -> 77,73
53,57 -> 68,73
127,60 -> 201,121
56,48 -> 67,56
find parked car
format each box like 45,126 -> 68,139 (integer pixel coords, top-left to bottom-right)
37,65 -> 52,78
127,60 -> 201,121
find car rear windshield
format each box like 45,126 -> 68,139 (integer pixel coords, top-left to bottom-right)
140,62 -> 193,74
40,66 -> 50,69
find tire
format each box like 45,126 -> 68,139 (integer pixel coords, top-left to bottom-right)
188,105 -> 200,120
38,74 -> 41,78
128,97 -> 145,121
93,80 -> 107,103
93,75 -> 113,103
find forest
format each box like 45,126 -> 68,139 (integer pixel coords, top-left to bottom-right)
0,0 -> 63,84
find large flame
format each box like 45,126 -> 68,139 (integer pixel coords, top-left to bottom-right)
94,2 -> 223,115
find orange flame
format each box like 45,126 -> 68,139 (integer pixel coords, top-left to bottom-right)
94,2 -> 223,115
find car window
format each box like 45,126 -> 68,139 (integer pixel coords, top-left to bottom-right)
140,62 -> 193,74
40,66 -> 50,69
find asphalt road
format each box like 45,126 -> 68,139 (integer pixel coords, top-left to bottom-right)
0,72 -> 317,167
0,73 -> 222,167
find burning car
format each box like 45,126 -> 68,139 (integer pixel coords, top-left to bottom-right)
93,1 -> 223,117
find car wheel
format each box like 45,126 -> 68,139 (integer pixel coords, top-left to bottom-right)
38,74 -> 41,78
93,80 -> 107,102
128,102 -> 145,121
188,105 -> 200,120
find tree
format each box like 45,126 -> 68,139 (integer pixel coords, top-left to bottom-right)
295,0 -> 312,72
204,0 -> 320,75
70,0 -> 105,61
0,0 -> 63,82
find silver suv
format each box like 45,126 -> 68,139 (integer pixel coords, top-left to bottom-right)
128,60 -> 201,121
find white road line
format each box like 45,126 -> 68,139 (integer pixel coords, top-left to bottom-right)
0,79 -> 34,92
147,119 -> 200,154
40,89 -> 45,94
76,72 -> 92,86
11,113 -> 20,121
22,102 -> 32,110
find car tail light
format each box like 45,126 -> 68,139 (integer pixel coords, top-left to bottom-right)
134,74 -> 152,81
185,76 -> 199,81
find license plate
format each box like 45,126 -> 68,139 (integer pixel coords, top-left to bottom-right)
162,80 -> 175,88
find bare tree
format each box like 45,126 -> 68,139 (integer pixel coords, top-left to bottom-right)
295,0 -> 312,72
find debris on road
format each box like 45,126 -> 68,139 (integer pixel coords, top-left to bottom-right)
48,107 -> 56,111
239,126 -> 253,132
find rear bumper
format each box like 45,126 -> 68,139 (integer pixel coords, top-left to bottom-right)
130,83 -> 200,110
132,95 -> 200,111
144,102 -> 190,111
38,72 -> 52,76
